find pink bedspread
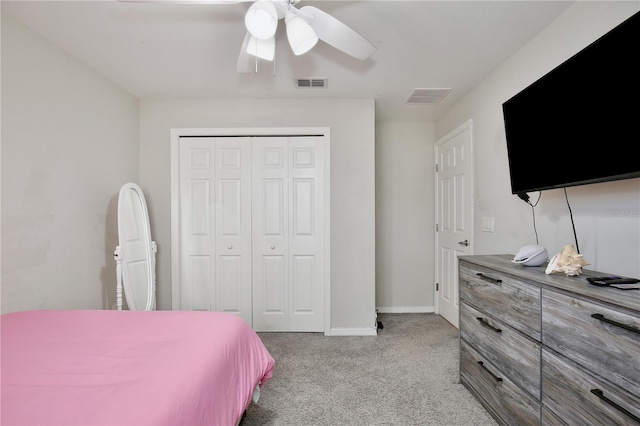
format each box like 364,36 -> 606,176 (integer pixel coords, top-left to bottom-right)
1,310 -> 274,425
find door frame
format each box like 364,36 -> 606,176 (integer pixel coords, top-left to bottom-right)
433,119 -> 474,327
170,127 -> 331,334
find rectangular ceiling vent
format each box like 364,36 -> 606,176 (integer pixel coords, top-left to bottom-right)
295,78 -> 328,88
406,88 -> 452,104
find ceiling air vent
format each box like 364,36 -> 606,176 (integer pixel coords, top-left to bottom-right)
406,88 -> 452,104
295,78 -> 328,88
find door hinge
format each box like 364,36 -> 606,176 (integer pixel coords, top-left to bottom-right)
436,283 -> 439,291
435,164 -> 439,172
436,223 -> 439,232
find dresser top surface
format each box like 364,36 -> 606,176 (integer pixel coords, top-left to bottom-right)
459,254 -> 640,313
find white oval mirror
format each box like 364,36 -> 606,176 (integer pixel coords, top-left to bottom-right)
114,183 -> 156,311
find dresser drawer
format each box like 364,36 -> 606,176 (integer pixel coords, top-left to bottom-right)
541,407 -> 567,426
542,348 -> 640,425
460,302 -> 540,398
460,340 -> 541,426
541,289 -> 640,397
460,260 -> 541,340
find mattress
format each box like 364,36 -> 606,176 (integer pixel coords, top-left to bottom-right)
1,309 -> 275,425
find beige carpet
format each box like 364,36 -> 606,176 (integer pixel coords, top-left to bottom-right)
241,313 -> 497,426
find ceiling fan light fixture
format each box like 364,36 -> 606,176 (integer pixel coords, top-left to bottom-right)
285,11 -> 318,56
245,0 -> 278,40
247,35 -> 275,61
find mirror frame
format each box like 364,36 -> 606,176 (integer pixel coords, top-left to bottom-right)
115,183 -> 156,311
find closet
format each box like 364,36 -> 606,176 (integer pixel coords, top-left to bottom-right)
174,133 -> 327,332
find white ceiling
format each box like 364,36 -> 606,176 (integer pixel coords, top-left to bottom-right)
2,0 -> 574,122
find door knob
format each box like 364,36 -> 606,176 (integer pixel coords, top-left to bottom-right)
458,239 -> 469,247
228,245 -> 233,250
270,245 -> 275,250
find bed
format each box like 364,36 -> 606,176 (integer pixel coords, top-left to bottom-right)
1,309 -> 275,425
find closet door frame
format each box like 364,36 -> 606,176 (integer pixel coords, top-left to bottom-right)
170,127 -> 331,335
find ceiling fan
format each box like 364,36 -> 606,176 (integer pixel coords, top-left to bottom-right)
119,0 -> 377,73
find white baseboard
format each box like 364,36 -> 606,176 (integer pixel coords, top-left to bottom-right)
376,306 -> 435,314
328,327 -> 378,336
326,308 -> 437,336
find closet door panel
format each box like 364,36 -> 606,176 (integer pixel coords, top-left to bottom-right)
263,179 -> 285,236
263,255 -> 287,312
215,138 -> 252,324
179,137 -> 252,322
218,255 -> 242,311
179,138 -> 216,311
292,179 -> 314,237
292,255 -> 315,312
288,137 -> 324,331
253,138 -> 290,331
190,256 -> 212,311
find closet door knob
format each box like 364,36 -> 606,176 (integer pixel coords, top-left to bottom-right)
271,245 -> 276,250
228,245 -> 233,250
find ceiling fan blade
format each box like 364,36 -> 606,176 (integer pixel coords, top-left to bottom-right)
247,35 -> 276,61
297,6 -> 376,60
237,31 -> 256,73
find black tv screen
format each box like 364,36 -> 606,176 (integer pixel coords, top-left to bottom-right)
502,11 -> 640,195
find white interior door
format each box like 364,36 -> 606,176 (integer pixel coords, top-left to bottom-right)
434,120 -> 473,328
252,137 -> 324,332
178,137 -> 252,324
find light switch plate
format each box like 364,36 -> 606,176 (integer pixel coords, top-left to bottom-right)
482,217 -> 495,232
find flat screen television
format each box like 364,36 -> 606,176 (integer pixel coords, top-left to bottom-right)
502,11 -> 640,195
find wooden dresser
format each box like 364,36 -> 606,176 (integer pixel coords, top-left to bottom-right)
458,254 -> 640,426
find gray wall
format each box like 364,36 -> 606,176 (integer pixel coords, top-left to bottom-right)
1,14 -> 140,313
375,121 -> 435,312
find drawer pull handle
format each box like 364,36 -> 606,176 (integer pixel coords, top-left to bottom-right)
476,273 -> 502,284
477,361 -> 502,383
591,314 -> 640,335
476,317 -> 502,333
590,389 -> 640,423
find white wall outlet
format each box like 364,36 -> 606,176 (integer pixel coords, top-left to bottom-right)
482,217 -> 495,232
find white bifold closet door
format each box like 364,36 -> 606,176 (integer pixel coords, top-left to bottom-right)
178,136 -> 324,332
179,137 -> 252,322
252,137 -> 325,332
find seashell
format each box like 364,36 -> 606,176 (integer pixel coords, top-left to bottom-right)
545,244 -> 589,276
